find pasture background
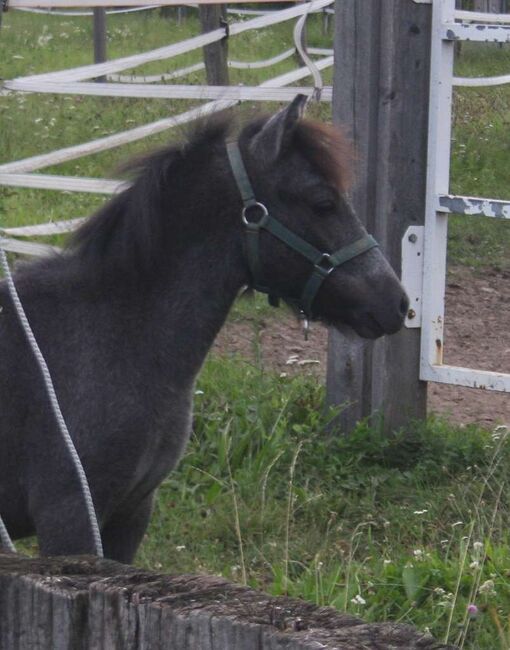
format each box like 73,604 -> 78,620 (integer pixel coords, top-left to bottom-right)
1,9 -> 510,648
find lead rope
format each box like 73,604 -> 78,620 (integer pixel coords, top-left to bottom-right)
0,248 -> 103,557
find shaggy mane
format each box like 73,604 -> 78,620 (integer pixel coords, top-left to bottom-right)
69,113 -> 234,282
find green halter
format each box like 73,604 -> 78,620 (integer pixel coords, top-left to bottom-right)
226,141 -> 379,319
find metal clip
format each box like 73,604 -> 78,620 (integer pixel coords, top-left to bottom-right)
300,311 -> 310,341
220,17 -> 230,39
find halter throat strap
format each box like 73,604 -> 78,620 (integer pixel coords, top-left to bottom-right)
226,141 -> 378,318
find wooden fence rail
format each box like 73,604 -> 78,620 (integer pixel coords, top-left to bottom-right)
0,552 -> 456,649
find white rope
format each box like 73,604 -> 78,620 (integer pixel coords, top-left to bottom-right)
11,0 -> 333,84
0,515 -> 15,552
453,73 -> 510,87
15,4 -> 159,15
293,5 -> 323,100
0,248 -> 103,556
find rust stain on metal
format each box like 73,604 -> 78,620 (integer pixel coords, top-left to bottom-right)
435,338 -> 443,365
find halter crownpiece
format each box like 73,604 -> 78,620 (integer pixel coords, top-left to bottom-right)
226,140 -> 379,319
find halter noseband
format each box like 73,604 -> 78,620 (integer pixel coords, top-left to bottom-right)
226,141 -> 379,319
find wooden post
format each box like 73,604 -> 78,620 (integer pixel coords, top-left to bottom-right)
93,7 -> 107,83
327,0 -> 430,434
199,4 -> 229,86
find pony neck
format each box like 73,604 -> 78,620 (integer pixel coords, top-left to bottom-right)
143,234 -> 247,380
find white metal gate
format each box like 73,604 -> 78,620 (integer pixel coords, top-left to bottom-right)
403,0 -> 510,393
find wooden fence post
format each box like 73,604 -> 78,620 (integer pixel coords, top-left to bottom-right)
199,4 -> 229,86
327,0 -> 430,434
93,7 -> 107,83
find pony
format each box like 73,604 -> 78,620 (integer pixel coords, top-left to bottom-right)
0,96 -> 408,562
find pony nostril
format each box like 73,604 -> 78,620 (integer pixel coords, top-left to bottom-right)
399,293 -> 410,317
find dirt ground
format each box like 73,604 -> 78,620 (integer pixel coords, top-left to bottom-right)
214,267 -> 509,429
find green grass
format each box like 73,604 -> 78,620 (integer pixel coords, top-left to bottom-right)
2,14 -> 510,650
138,355 -> 510,649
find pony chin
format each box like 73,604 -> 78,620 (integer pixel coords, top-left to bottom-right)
321,310 -> 401,340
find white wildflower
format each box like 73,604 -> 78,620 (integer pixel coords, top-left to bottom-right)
478,580 -> 496,596
350,594 -> 366,606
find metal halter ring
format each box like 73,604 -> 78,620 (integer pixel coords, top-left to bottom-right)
315,253 -> 335,275
242,201 -> 269,226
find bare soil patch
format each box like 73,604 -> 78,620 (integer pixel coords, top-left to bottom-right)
214,268 -> 509,429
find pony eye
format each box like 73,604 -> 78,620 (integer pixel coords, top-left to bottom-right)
314,199 -> 337,215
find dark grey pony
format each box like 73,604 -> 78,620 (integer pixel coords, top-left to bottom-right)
0,96 -> 408,563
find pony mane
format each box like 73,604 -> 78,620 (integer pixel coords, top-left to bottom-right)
69,113 -> 233,283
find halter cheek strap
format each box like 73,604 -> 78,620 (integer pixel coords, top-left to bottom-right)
226,141 -> 379,319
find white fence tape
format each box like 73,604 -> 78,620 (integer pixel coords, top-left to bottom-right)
454,8 -> 510,24
1,218 -> 86,236
104,48 -> 332,83
5,80 -> 333,102
453,73 -> 510,87
0,172 -> 125,194
0,56 -> 333,191
0,55 -> 333,176
9,0 -> 333,84
15,4 -> 159,15
0,237 -> 60,256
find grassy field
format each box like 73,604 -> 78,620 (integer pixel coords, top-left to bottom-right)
1,11 -> 510,648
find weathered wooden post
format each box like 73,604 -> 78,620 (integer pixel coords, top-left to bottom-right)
93,7 -> 107,83
199,4 -> 229,86
327,0 -> 430,433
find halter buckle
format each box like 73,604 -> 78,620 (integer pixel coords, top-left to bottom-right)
242,201 -> 269,226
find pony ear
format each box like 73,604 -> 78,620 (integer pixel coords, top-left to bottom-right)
249,94 -> 307,164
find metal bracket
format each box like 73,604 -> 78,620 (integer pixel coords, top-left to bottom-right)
401,226 -> 424,328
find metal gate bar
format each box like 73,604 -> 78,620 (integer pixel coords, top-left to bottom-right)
415,0 -> 510,393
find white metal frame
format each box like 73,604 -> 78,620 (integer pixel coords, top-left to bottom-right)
417,0 -> 510,392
